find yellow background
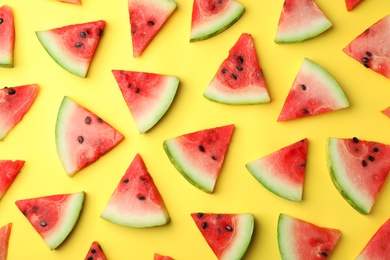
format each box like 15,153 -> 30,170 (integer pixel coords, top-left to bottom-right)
1,0 -> 390,259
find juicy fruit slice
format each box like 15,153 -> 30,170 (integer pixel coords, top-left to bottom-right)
381,107 -> 390,118
327,137 -> 390,214
55,96 -> 124,176
0,5 -> 14,68
278,58 -> 349,121
101,154 -> 170,228
246,139 -> 308,202
345,0 -> 362,11
190,0 -> 245,42
112,70 -> 179,133
163,124 -> 234,193
0,223 -> 12,260
36,20 -> 105,77
191,213 -> 254,260
0,84 -> 40,141
15,192 -> 85,250
275,0 -> 332,43
356,218 -> 390,259
128,0 -> 177,58
343,14 -> 390,79
0,160 -> 24,200
154,253 -> 174,260
277,213 -> 341,259
84,241 -> 107,260
203,33 -> 270,105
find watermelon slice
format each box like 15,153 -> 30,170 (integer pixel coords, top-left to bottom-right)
112,70 -> 179,133
274,0 -> 332,43
84,241 -> 107,260
128,0 -> 177,58
101,154 -> 170,228
277,213 -> 341,259
245,139 -> 308,202
327,137 -> 390,214
203,33 -> 270,105
345,0 -> 363,11
0,5 -> 14,68
191,212 -> 254,260
15,191 -> 85,250
163,124 -> 234,193
0,84 -> 40,141
277,58 -> 350,122
343,14 -> 390,79
154,253 -> 174,260
0,223 -> 12,260
55,96 -> 124,177
0,160 -> 24,200
356,218 -> 390,259
381,107 -> 390,118
190,0 -> 245,42
36,20 -> 105,77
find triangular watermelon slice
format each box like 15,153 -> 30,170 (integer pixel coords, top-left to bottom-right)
112,70 -> 179,133
154,253 -> 174,260
0,84 -> 39,141
345,0 -> 363,11
274,0 -> 332,43
327,137 -> 390,214
84,241 -> 107,260
128,0 -> 177,58
356,218 -> 390,259
0,160 -> 24,200
55,96 -> 124,177
15,191 -> 85,250
203,33 -> 270,105
277,213 -> 341,259
245,139 -> 308,202
163,124 -> 234,193
36,20 -> 105,77
0,5 -> 14,68
191,212 -> 254,260
343,14 -> 390,79
190,0 -> 245,42
381,107 -> 390,118
101,154 -> 170,228
277,58 -> 350,122
0,223 -> 12,260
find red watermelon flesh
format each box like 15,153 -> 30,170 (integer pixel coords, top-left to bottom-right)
0,223 -> 12,260
59,0 -> 82,4
343,14 -> 390,79
84,241 -> 107,260
0,5 -> 14,68
154,253 -> 174,260
381,107 -> 390,118
128,0 -> 177,58
345,0 -> 362,11
356,218 -> 390,259
191,213 -> 254,260
0,84 -> 40,141
203,33 -> 270,105
0,160 -> 24,200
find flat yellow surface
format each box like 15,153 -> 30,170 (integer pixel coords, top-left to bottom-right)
1,0 -> 390,259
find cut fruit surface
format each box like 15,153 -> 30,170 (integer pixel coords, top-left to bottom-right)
356,218 -> 390,259
0,223 -> 12,260
84,241 -> 107,260
0,5 -> 14,68
0,160 -> 24,200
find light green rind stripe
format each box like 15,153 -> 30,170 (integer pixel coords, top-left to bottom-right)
277,214 -> 296,260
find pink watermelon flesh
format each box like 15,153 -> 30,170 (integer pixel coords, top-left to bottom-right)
246,139 -> 307,202
343,14 -> 390,79
84,241 -> 107,260
381,107 -> 390,118
163,124 -> 234,193
55,96 -> 124,176
278,213 -> 341,259
0,5 -> 14,68
0,223 -> 12,260
356,218 -> 390,259
100,154 -> 170,228
278,58 -> 349,122
191,213 -> 254,260
154,253 -> 174,260
128,0 -> 177,58
327,137 -> 390,214
0,160 -> 24,200
15,192 -> 85,250
59,0 -> 82,4
0,84 -> 40,141
203,33 -> 270,105
345,0 -> 362,11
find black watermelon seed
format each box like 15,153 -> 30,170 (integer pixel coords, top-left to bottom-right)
98,29 -> 103,36
123,179 -> 129,183
91,249 -> 97,254
236,65 -> 244,71
362,160 -> 368,167
7,88 -> 16,95
98,118 -> 103,123
197,212 -> 204,218
211,155 -> 217,161
218,0 -> 223,4
87,257 -> 93,260
231,73 -> 238,80
363,63 -> 370,68
237,55 -> 244,63
147,21 -> 155,26
0,18 -> 3,24
221,68 -> 227,74
75,42 -> 83,48
199,145 -> 205,152
80,32 -> 87,38
78,136 -> 84,144
373,147 -> 380,153
128,83 -> 133,88
368,156 -> 375,162
352,137 -> 359,143
85,116 -> 91,124
202,222 -> 208,229
302,108 -> 309,114
362,57 -> 370,63
366,51 -> 372,57
138,195 -> 146,200
320,252 -> 328,257
225,225 -> 233,232
301,84 -> 307,91
300,163 -> 306,168
135,88 -> 141,93
40,221 -> 47,227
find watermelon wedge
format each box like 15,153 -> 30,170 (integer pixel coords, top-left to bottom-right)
154,253 -> 174,260
0,223 -> 12,260
0,5 -> 14,68
245,139 -> 308,202
0,84 -> 40,141
274,0 -> 332,43
327,137 -> 390,214
36,20 -> 105,77
356,218 -> 390,259
203,33 -> 270,105
381,107 -> 390,118
101,154 -> 170,228
55,96 -> 124,177
343,14 -> 390,79
163,124 -> 234,193
191,212 -> 254,260
0,160 -> 24,200
128,0 -> 177,58
277,58 -> 350,122
112,70 -> 179,133
277,213 -> 341,259
190,0 -> 245,42
15,192 -> 85,250
345,0 -> 363,11
84,241 -> 107,260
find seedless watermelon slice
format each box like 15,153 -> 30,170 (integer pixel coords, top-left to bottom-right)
356,218 -> 390,259
0,5 -> 14,68
112,70 -> 179,133
0,160 -> 24,200
15,192 -> 85,250
0,223 -> 12,260
84,241 -> 107,260
345,0 -> 363,11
